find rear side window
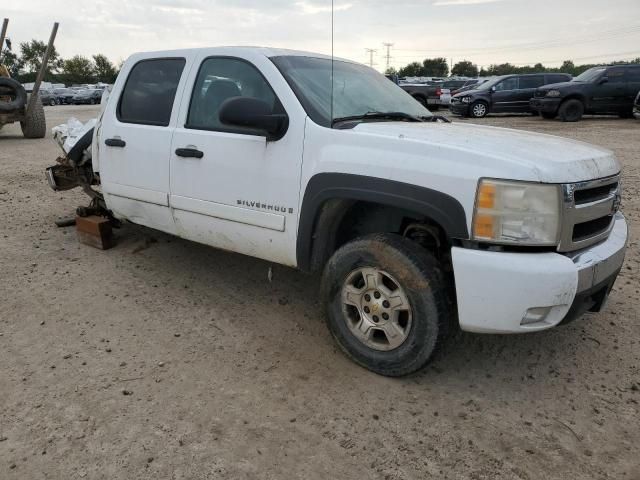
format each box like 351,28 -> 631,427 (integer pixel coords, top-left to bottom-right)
118,58 -> 186,126
627,67 -> 640,81
519,76 -> 545,89
547,74 -> 570,84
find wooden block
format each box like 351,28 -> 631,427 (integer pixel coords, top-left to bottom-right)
76,215 -> 115,250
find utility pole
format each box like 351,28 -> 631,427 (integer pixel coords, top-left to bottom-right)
365,48 -> 377,68
383,42 -> 394,71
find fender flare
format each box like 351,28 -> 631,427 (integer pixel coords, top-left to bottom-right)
296,173 -> 469,272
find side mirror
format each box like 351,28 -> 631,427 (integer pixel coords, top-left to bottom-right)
219,97 -> 288,141
599,77 -> 609,85
490,86 -> 496,93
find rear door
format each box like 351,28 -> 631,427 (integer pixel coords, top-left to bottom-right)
517,75 -> 546,111
99,55 -> 191,234
490,76 -> 519,112
626,66 -> 640,112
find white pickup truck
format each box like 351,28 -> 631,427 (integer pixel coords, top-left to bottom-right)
47,47 -> 627,376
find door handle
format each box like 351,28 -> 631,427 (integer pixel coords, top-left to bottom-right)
105,138 -> 126,148
175,148 -> 204,159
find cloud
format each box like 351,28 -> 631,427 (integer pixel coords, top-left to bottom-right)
433,0 -> 504,5
295,1 -> 354,14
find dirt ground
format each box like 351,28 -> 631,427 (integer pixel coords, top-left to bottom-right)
1,106 -> 638,480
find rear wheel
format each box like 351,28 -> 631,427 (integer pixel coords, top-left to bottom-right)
470,101 -> 488,118
321,234 -> 451,377
49,98 -> 56,106
21,97 -> 46,139
558,99 -> 584,122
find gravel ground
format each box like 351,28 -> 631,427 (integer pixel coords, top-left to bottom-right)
0,106 -> 638,480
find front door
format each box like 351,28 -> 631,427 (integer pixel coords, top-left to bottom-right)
591,66 -> 627,112
517,75 -> 546,112
99,57 -> 190,234
169,55 -> 304,266
491,77 -> 520,112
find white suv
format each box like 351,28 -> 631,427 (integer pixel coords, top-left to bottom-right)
47,47 -> 627,376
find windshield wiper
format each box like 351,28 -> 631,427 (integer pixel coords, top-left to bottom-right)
332,111 -> 426,127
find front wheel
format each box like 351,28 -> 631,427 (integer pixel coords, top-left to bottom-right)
558,99 -> 584,122
321,234 -> 451,377
470,101 -> 488,118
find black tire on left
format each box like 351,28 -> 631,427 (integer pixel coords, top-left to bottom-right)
321,233 -> 452,377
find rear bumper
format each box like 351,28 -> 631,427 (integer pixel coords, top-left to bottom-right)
452,212 -> 627,334
530,97 -> 561,113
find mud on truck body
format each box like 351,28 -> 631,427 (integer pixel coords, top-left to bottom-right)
47,47 -> 627,376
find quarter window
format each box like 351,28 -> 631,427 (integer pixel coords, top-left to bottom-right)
117,58 -> 186,126
494,77 -> 518,91
187,57 -> 278,132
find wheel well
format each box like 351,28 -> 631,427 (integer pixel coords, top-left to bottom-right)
307,199 -> 451,274
560,94 -> 586,107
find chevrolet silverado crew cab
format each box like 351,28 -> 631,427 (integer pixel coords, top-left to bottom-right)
47,48 -> 628,377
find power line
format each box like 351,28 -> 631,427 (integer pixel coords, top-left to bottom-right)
365,48 -> 377,67
382,42 -> 393,71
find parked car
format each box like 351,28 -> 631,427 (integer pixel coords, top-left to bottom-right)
451,73 -> 572,118
53,88 -> 76,105
39,89 -> 60,106
634,90 -> 640,119
400,82 -> 446,110
71,89 -> 103,105
47,47 -> 627,377
531,65 -> 640,121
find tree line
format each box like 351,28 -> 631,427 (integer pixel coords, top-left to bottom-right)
1,39 -> 119,85
390,57 -> 640,78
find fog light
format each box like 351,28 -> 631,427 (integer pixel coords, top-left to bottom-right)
521,307 -> 553,326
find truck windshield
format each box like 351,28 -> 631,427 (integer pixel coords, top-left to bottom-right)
271,55 -> 432,128
572,67 -> 606,83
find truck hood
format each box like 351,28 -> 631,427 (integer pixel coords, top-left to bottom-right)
352,121 -> 619,183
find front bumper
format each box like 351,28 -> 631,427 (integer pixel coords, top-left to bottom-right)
449,102 -> 470,116
452,212 -> 627,334
530,97 -> 561,114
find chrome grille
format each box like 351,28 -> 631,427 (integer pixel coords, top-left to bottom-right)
559,175 -> 621,252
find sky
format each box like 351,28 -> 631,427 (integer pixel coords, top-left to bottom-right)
3,0 -> 640,71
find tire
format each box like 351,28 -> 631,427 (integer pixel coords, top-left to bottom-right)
21,97 -> 46,139
558,99 -> 584,122
470,101 -> 489,118
90,98 -> 96,105
0,77 -> 28,113
49,98 -> 56,106
540,111 -> 556,120
321,233 -> 451,377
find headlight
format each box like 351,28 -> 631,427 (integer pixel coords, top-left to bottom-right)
545,90 -> 561,98
473,179 -> 561,246
461,96 -> 471,104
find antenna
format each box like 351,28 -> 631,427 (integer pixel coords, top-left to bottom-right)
383,42 -> 394,71
365,48 -> 377,68
330,0 -> 334,126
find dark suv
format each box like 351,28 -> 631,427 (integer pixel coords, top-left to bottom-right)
531,65 -> 640,121
450,73 -> 571,118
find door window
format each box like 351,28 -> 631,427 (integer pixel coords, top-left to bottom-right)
187,57 -> 278,132
494,77 -> 518,91
519,76 -> 545,89
117,58 -> 186,127
606,67 -> 626,83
